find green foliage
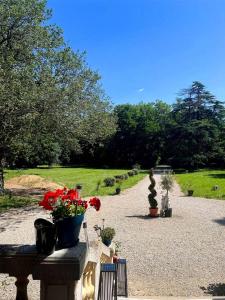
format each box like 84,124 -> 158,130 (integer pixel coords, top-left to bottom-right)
0,0 -> 116,175
175,170 -> 225,200
167,82 -> 225,169
101,227 -> 116,241
0,195 -> 37,213
103,177 -> 116,187
160,174 -> 174,193
102,101 -> 172,168
148,195 -> 158,208
128,170 -> 135,176
132,169 -> 139,175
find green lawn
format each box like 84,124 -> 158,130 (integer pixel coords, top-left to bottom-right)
175,170 -> 225,200
4,166 -> 147,197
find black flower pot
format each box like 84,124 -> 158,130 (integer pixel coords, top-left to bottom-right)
115,188 -> 121,195
164,208 -> 172,218
34,218 -> 56,255
187,190 -> 194,196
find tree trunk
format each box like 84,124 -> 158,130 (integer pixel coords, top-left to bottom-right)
0,162 -> 4,194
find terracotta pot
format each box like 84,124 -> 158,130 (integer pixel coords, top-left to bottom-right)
149,207 -> 158,217
113,255 -> 119,263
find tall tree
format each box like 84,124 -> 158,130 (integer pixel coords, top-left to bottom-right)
0,0 -> 116,191
168,81 -> 225,168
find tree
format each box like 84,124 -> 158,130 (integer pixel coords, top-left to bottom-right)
167,81 -> 225,168
103,101 -> 172,168
0,0 -> 116,191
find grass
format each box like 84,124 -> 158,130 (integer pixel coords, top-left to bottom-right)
4,166 -> 147,197
0,194 -> 37,213
175,169 -> 225,200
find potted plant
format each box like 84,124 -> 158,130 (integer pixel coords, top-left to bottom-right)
100,227 -> 115,246
185,182 -> 194,196
39,188 -> 101,249
113,241 -> 121,263
148,169 -> 158,217
115,180 -> 122,195
160,174 -> 173,217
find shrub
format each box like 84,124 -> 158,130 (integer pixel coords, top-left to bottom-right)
132,169 -> 139,175
114,174 -> 124,180
128,170 -> 135,176
132,163 -> 141,170
103,177 -> 115,187
101,227 -> 116,241
123,174 -> 128,180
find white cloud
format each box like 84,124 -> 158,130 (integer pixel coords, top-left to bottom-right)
138,88 -> 144,92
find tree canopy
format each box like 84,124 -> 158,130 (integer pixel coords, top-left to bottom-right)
0,0 -> 116,170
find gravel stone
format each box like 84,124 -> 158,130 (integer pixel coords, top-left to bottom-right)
1,175 -> 225,298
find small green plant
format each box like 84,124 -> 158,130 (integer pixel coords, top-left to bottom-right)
114,241 -> 121,255
114,174 -> 124,180
160,174 -> 174,195
183,181 -> 194,194
103,177 -> 115,187
132,169 -> 139,175
148,169 -> 158,209
115,180 -> 122,194
100,227 -> 116,241
128,170 -> 135,177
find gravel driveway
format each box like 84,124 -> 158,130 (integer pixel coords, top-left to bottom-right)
1,174 -> 225,299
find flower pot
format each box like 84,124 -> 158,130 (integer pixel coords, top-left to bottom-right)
164,207 -> 172,217
113,255 -> 119,263
102,239 -> 112,247
115,188 -> 121,195
149,207 -> 158,217
56,214 -> 84,249
187,190 -> 194,196
34,218 -> 56,255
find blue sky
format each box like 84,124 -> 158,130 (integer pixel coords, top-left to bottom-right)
48,0 -> 225,105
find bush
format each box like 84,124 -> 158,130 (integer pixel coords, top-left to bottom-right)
101,227 -> 116,241
123,174 -> 128,180
128,170 -> 135,176
132,163 -> 141,170
132,169 -> 139,175
103,177 -> 115,187
114,174 -> 124,180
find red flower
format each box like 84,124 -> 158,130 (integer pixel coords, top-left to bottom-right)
89,197 -> 101,211
39,187 -> 101,218
67,189 -> 79,201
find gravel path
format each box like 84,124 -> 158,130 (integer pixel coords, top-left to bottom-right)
1,175 -> 225,299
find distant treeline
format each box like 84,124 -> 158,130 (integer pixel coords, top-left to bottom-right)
73,81 -> 225,170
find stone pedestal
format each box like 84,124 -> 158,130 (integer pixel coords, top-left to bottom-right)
0,243 -> 87,300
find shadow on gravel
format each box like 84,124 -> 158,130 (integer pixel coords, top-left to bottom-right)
0,206 -> 42,232
126,215 -> 156,220
212,218 -> 225,226
200,283 -> 225,296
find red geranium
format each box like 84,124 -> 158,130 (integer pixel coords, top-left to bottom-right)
89,197 -> 101,211
39,187 -> 101,220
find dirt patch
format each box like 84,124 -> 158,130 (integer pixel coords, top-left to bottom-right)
5,175 -> 63,197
